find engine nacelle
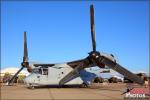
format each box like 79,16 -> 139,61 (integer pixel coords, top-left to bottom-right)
98,63 -> 105,68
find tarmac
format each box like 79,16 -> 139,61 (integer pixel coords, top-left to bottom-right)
1,83 -> 149,100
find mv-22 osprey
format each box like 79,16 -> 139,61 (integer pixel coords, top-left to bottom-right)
7,5 -> 144,88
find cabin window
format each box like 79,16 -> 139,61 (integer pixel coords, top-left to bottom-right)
42,68 -> 48,75
39,69 -> 42,74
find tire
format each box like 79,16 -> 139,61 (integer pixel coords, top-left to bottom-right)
80,83 -> 88,88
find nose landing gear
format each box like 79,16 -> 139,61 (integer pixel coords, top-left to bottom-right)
27,83 -> 35,89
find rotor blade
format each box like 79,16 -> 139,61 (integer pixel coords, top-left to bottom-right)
59,58 -> 91,85
59,68 -> 80,85
23,31 -> 28,62
97,57 -> 144,85
7,66 -> 24,85
59,63 -> 83,85
90,5 -> 96,51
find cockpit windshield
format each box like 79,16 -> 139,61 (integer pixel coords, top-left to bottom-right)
32,68 -> 48,75
32,68 -> 42,74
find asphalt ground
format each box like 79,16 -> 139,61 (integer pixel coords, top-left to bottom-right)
1,83 -> 149,100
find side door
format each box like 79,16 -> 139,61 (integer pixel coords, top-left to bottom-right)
48,67 -> 59,84
39,68 -> 48,84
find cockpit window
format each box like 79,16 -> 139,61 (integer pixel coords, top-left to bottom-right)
32,68 -> 42,74
32,69 -> 38,74
32,68 -> 48,75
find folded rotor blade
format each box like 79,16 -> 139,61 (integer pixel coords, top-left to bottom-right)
90,5 -> 96,52
59,63 -> 83,85
59,69 -> 80,85
7,66 -> 24,85
59,58 -> 91,85
97,57 -> 144,85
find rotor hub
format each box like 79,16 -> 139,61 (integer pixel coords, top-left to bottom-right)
89,51 -> 100,59
88,51 -> 101,64
21,62 -> 29,68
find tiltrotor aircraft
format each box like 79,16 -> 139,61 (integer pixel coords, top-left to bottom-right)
7,5 -> 144,88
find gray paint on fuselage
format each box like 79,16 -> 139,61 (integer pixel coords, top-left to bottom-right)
25,62 -> 110,87
24,63 -> 84,86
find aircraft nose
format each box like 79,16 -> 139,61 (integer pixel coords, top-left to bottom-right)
24,77 -> 29,84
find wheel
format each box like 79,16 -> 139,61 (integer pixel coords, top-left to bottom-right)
28,84 -> 35,89
80,83 -> 88,88
31,85 -> 35,89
